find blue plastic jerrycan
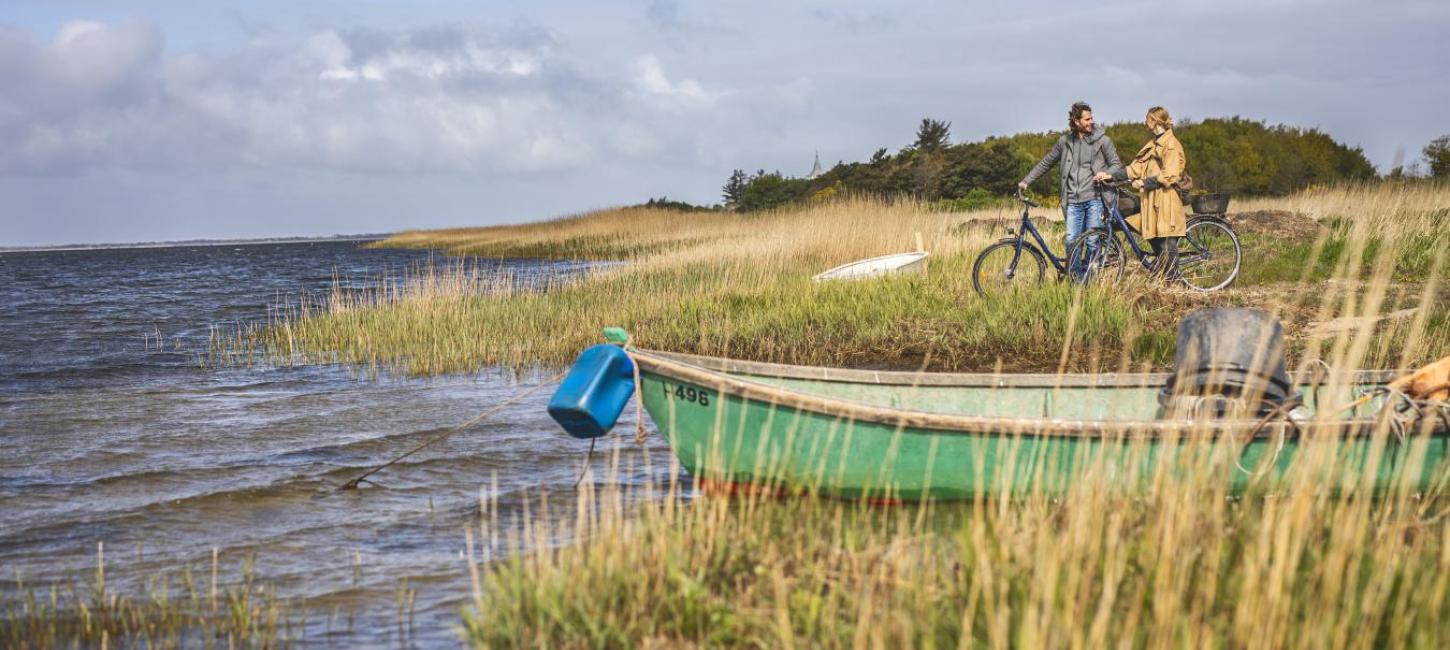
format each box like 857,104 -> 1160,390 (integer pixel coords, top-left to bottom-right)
547,344 -> 637,439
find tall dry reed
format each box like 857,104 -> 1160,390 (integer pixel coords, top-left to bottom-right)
459,185 -> 1450,647
228,183 -> 1449,376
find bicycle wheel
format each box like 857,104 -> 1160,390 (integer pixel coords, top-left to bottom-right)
1178,218 -> 1241,291
972,240 -> 1047,297
1065,229 -> 1124,286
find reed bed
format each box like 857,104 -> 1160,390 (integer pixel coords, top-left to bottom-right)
227,183 -> 1449,376
3,546 -> 292,648
455,189 -> 1450,646
463,432 -> 1450,649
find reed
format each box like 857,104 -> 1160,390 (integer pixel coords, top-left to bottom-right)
225,183 -> 1450,376
455,183 -> 1450,646
2,545 -> 293,649
462,438 -> 1450,648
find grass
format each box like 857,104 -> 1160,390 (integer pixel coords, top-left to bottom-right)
338,180 -> 1450,648
217,182 -> 1450,377
3,545 -> 292,648
460,442 -> 1450,648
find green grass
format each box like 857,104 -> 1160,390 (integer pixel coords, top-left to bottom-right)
217,185 -> 1450,377
219,253 -> 1173,376
1235,230 -> 1450,287
461,442 -> 1450,649
3,546 -> 293,649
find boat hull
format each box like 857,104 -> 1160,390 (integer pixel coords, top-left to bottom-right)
634,351 -> 1450,500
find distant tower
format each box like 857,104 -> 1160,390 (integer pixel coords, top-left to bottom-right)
806,151 -> 824,179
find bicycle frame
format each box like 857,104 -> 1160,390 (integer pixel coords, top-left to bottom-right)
1005,202 -> 1071,275
1095,190 -> 1156,271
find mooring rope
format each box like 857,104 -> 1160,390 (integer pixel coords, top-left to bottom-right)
572,438 -> 597,488
629,350 -> 647,446
335,371 -> 566,492
1236,398 -> 1304,475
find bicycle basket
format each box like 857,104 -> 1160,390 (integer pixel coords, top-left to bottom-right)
1191,192 -> 1231,214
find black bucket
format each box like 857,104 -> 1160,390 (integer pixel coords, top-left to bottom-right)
1159,308 -> 1297,418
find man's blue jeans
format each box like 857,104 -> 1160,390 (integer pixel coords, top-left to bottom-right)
1064,199 -> 1105,279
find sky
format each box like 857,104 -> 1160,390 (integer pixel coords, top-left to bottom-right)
1,0 -> 1447,246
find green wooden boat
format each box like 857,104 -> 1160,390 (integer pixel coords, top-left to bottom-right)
614,349 -> 1450,500
547,311 -> 1450,501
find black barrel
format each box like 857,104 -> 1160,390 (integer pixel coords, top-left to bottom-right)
1159,308 -> 1297,417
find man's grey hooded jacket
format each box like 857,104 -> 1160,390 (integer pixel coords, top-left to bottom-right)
1021,125 -> 1124,204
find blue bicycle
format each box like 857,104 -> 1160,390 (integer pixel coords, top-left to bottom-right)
972,187 -> 1240,297
1067,183 -> 1241,292
970,190 -> 1103,297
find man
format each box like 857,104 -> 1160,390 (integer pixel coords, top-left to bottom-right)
1017,102 -> 1124,267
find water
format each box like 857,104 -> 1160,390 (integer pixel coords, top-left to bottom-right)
0,241 -> 671,647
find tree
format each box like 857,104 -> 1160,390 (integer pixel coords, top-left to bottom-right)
1426,135 -> 1450,178
934,142 -> 1020,199
737,172 -> 811,212
912,118 -> 952,152
722,169 -> 749,207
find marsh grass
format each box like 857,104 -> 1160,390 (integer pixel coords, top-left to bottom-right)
360,182 -> 1449,648
462,439 -> 1450,648
3,545 -> 293,649
452,181 -> 1450,646
225,183 -> 1449,377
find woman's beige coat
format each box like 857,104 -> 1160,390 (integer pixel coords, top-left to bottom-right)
1126,129 -> 1187,239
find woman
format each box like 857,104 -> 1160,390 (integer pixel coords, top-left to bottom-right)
1097,107 -> 1186,280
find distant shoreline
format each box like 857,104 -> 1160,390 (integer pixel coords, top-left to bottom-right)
0,234 -> 393,254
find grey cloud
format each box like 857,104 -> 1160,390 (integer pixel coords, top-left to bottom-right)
809,8 -> 900,34
0,20 -> 749,177
0,21 -> 167,174
645,0 -> 682,29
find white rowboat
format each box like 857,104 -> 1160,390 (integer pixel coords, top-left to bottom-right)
812,251 -> 929,281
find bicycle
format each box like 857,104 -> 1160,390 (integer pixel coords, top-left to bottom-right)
1067,183 -> 1241,292
969,191 -> 1080,297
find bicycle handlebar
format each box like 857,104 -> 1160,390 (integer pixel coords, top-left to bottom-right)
1014,189 -> 1039,208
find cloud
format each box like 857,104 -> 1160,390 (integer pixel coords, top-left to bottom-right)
809,8 -> 900,34
632,55 -> 716,106
645,0 -> 682,29
0,20 -> 737,176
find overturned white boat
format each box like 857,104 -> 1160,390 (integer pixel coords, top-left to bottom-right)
812,251 -> 928,281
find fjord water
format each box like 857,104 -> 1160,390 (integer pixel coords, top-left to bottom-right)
0,241 -> 666,646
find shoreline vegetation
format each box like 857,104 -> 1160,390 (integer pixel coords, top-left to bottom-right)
460,444 -> 1450,648
370,179 -> 1450,649
221,181 -> 1449,377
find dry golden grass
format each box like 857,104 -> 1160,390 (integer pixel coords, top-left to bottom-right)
447,183 -> 1450,648
224,182 -> 1450,376
3,546 -> 293,648
1234,181 -> 1450,228
381,198 -> 1017,267
464,440 -> 1450,648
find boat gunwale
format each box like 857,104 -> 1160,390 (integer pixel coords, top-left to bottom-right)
633,350 -> 1430,441
644,349 -> 1403,388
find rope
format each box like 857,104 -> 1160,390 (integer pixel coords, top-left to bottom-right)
1307,358 -> 1333,412
336,371 -> 566,491
626,348 -> 647,446
572,438 -> 597,488
1235,398 -> 1303,475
